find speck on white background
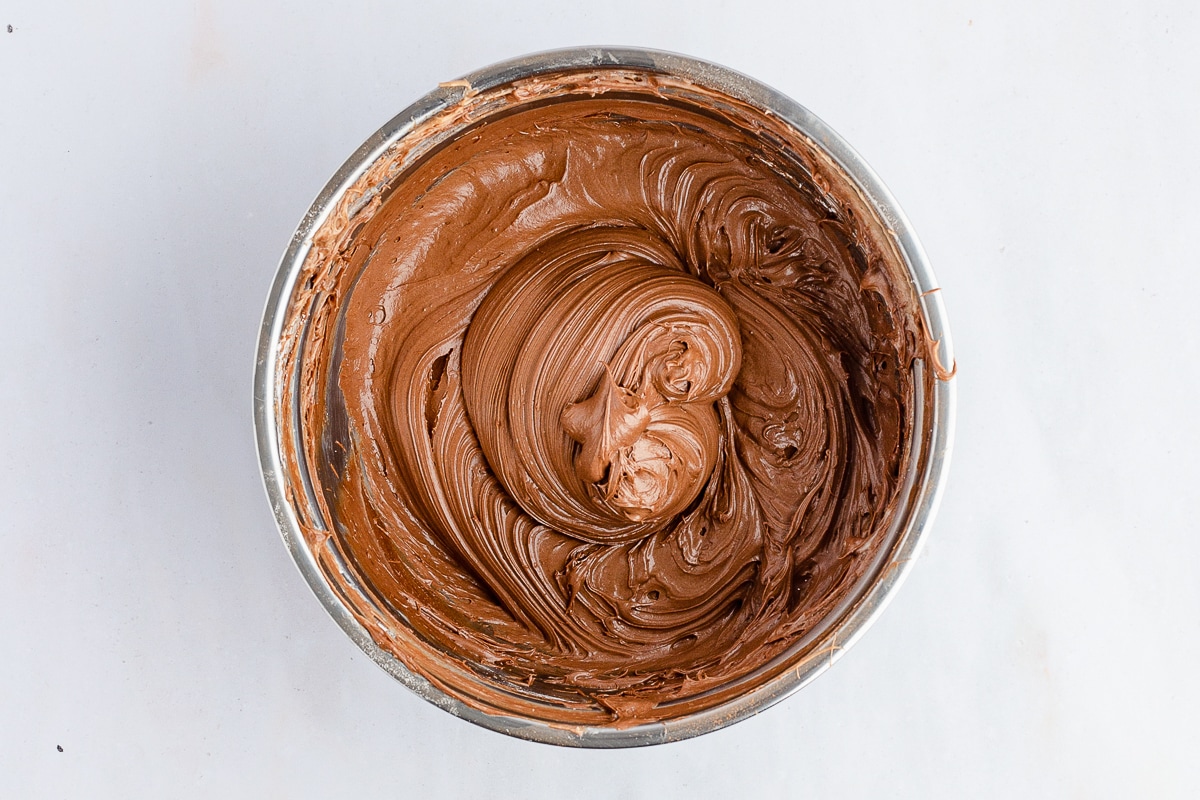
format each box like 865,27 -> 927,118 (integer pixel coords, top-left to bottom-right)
1,1 -> 1196,797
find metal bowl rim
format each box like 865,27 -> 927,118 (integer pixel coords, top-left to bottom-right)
253,45 -> 956,748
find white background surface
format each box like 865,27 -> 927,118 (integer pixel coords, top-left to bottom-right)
2,1 -> 1197,796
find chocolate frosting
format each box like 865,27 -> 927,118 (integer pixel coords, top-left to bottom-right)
278,69 -> 932,727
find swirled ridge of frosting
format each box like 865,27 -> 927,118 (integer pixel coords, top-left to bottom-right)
462,226 -> 742,542
278,69 -> 931,727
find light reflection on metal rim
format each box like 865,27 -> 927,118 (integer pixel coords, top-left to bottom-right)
253,46 -> 956,748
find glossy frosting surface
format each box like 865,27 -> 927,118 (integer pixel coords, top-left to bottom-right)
282,71 -> 927,726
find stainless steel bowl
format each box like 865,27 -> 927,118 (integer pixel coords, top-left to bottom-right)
254,47 -> 956,747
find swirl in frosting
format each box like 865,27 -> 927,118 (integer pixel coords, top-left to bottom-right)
283,72 -> 927,726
